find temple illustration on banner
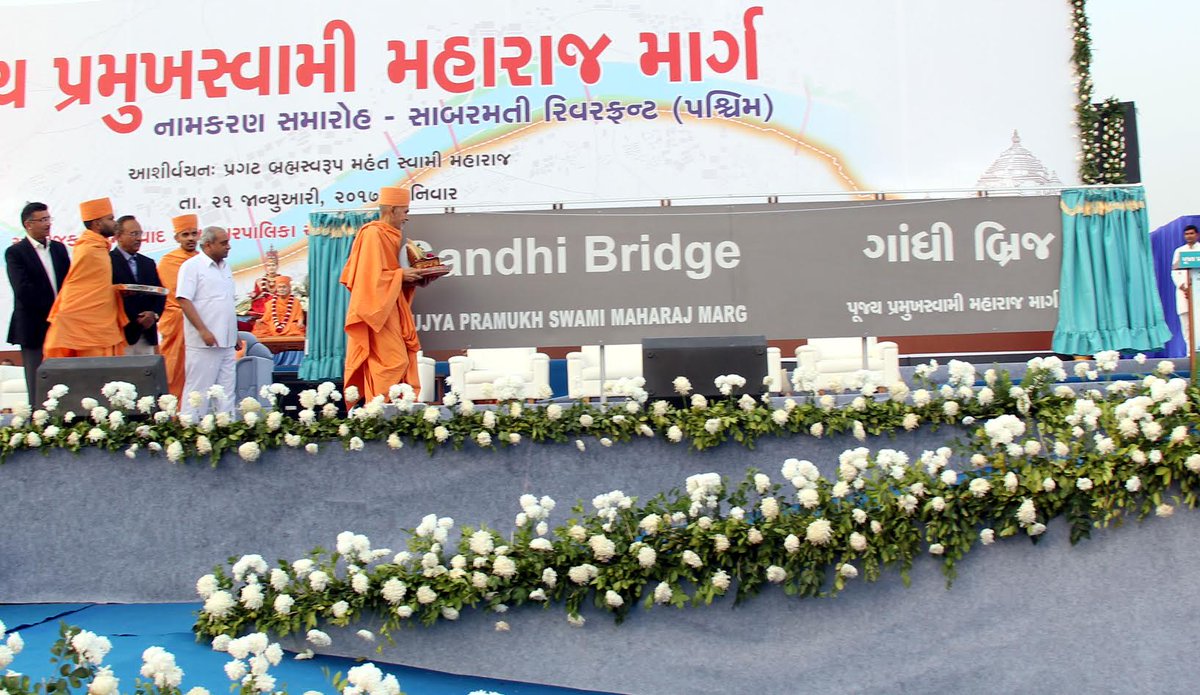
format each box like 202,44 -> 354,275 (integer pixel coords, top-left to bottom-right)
976,130 -> 1063,192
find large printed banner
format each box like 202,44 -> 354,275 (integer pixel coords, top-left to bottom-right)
0,0 -> 1077,347
407,196 -> 1063,349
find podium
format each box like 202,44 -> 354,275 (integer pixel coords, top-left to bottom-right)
1175,249 -> 1200,379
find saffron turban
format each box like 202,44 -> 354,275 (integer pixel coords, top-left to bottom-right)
79,197 -> 113,221
172,214 -> 199,233
378,186 -> 411,207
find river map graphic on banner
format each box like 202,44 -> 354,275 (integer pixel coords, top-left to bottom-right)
0,0 -> 1079,349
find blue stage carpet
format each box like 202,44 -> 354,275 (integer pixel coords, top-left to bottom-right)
0,603 -> 611,695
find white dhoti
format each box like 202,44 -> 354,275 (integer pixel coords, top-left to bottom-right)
124,336 -> 157,356
1181,311 -> 1196,355
181,346 -> 236,418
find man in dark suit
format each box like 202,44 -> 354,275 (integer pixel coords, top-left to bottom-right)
111,215 -> 165,356
6,202 -> 70,405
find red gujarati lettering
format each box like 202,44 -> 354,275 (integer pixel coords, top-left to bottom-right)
387,40 -> 429,89
0,59 -> 26,108
556,33 -> 611,85
389,32 -> 611,91
97,53 -> 138,103
293,19 -> 357,94
102,105 -> 142,134
140,52 -> 195,99
639,6 -> 763,83
53,55 -> 92,110
432,36 -> 475,93
498,37 -> 533,87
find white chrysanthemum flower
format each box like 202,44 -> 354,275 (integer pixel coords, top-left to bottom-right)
637,545 -> 657,568
6,632 -> 23,655
928,543 -> 945,556
968,478 -> 991,498
265,593 -> 292,616
764,565 -> 787,583
1156,503 -> 1175,517
711,570 -> 731,591
849,531 -> 868,552
798,488 -> 820,509
589,534 -> 616,562
469,530 -> 495,556
239,583 -> 264,610
568,564 -> 598,585
237,441 -> 261,462
203,590 -> 235,618
805,519 -> 833,545
492,555 -> 517,579
760,497 -> 780,521
305,629 -> 332,647
1016,498 -> 1037,526
682,550 -> 704,568
648,582 -> 673,605
1076,477 -> 1093,491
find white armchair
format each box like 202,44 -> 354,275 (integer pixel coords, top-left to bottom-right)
447,347 -> 551,401
0,365 -> 28,412
565,344 -> 644,399
765,346 -> 784,394
416,351 -> 436,403
794,338 -> 900,391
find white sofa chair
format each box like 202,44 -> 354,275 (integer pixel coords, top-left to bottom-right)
567,344 -> 785,398
0,365 -> 28,412
447,347 -> 551,401
794,337 -> 900,392
765,346 -> 784,394
565,344 -> 644,399
416,351 -> 436,403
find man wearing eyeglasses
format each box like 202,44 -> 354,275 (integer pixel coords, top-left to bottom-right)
111,215 -> 165,356
5,202 -> 70,406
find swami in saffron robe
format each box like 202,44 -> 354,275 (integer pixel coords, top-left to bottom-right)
253,295 -> 306,337
157,248 -> 197,399
44,230 -> 127,358
340,220 -> 420,405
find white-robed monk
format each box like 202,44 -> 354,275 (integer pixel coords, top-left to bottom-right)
175,226 -> 237,418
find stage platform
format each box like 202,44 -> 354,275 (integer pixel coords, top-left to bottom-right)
4,431 -> 1200,693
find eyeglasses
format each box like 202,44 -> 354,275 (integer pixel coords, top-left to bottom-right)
28,216 -> 51,224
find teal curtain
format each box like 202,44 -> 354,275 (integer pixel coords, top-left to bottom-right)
298,210 -> 378,381
1051,187 -> 1172,354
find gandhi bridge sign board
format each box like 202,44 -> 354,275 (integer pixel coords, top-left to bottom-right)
405,195 -> 1062,350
